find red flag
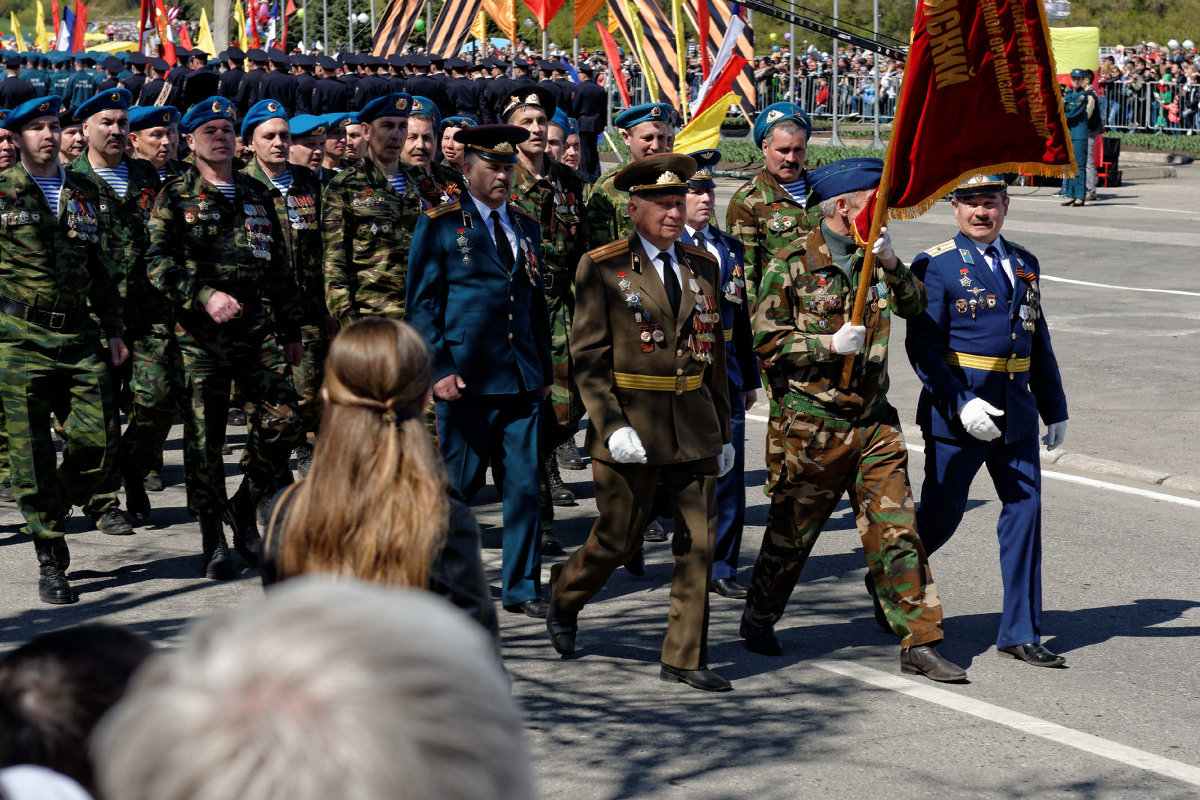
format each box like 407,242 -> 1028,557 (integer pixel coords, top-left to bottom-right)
697,0 -> 710,79
283,0 -> 295,50
883,0 -> 1074,217
51,0 -> 60,36
71,0 -> 86,53
177,22 -> 193,50
152,0 -> 175,62
694,53 -> 745,116
595,20 -> 629,109
520,0 -> 565,29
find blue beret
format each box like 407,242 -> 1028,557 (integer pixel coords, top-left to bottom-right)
288,114 -> 327,138
549,108 -> 570,132
1,95 -> 61,132
408,95 -> 441,128
454,124 -> 529,164
322,112 -> 357,129
805,157 -> 883,208
686,149 -> 721,188
753,102 -> 812,148
74,88 -> 132,121
440,114 -> 477,131
128,105 -> 179,131
180,96 -> 237,134
358,92 -> 411,124
614,102 -> 674,130
951,174 -> 1007,197
241,97 -> 289,139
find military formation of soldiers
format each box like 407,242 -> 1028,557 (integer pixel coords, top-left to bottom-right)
0,53 -> 1069,691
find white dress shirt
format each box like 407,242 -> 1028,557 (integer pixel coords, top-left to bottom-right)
470,192 -> 519,265
637,233 -> 684,294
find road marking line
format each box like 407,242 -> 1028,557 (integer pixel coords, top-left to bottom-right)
813,660 -> 1200,789
1040,275 -> 1200,297
743,413 -> 1200,508
1017,196 -> 1200,217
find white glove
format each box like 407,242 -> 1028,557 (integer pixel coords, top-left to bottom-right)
607,426 -> 647,463
1042,421 -> 1067,450
716,442 -> 736,477
830,323 -> 867,355
958,397 -> 1004,441
872,226 -> 895,263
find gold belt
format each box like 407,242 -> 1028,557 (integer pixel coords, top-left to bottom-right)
722,328 -> 733,342
944,351 -> 1030,373
613,372 -> 703,394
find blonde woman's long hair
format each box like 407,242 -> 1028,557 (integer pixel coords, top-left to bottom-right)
270,318 -> 449,586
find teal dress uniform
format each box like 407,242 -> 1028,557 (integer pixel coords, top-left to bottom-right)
406,192 -> 553,608
906,230 -> 1067,651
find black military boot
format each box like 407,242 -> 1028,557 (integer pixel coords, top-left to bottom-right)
554,441 -> 586,471
295,442 -> 314,478
123,465 -> 152,523
34,537 -> 77,604
543,454 -> 575,507
199,515 -> 235,580
223,478 -> 268,565
90,509 -> 135,535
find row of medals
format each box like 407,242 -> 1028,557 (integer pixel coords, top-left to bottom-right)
286,194 -> 318,230
243,203 -> 274,259
688,281 -> 719,363
66,199 -> 100,243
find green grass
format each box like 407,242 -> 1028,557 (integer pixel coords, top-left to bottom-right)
1109,132 -> 1200,155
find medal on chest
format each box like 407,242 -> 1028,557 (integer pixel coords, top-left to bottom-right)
687,278 -> 719,362
723,261 -> 746,305
243,202 -> 274,259
66,191 -> 98,243
287,193 -> 318,230
768,203 -> 795,233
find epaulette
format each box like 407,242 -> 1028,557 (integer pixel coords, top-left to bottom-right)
588,239 -> 629,262
425,200 -> 460,219
925,240 -> 956,257
680,241 -> 716,262
511,205 -> 537,223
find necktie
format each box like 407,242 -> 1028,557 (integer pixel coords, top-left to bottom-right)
661,253 -> 681,315
491,209 -> 514,271
986,245 -> 1011,302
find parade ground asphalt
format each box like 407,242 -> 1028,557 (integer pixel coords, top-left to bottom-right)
0,166 -> 1198,799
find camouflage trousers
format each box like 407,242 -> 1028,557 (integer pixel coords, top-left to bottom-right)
174,315 -> 302,516
745,403 -> 944,648
290,328 -> 329,435
0,313 -> 121,538
545,293 -> 582,447
0,396 -> 8,485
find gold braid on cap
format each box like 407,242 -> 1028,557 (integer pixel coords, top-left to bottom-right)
627,170 -> 687,193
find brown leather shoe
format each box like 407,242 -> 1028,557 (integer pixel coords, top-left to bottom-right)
900,644 -> 967,682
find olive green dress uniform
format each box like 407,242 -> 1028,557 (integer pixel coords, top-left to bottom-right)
745,219 -> 946,648
146,169 -> 305,518
550,232 -> 732,671
322,155 -> 428,323
67,150 -> 173,512
243,159 -> 327,438
0,164 -> 126,540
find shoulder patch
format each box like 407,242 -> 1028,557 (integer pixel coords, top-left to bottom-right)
925,240 -> 956,257
680,241 -> 716,263
425,200 -> 461,219
588,239 -> 630,261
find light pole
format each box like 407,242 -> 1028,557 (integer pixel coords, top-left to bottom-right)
829,0 -> 844,146
322,0 -> 328,54
870,0 -> 883,148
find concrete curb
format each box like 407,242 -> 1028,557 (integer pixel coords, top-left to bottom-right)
1040,449 -> 1198,497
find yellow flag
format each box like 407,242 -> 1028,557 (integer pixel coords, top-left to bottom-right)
620,0 -> 658,102
35,0 -> 48,52
673,91 -> 738,152
470,7 -> 486,46
10,11 -> 23,51
607,3 -> 617,33
233,0 -> 247,47
197,7 -> 216,57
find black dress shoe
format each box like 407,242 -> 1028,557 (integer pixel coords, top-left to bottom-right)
546,602 -> 578,655
864,572 -> 893,634
504,598 -> 549,618
541,530 -> 566,556
997,642 -> 1066,667
623,545 -> 645,577
642,519 -> 667,542
900,644 -> 967,682
709,577 -> 748,599
660,664 -> 732,692
739,614 -> 783,656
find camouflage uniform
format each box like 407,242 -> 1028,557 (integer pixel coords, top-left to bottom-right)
67,150 -> 174,504
242,160 -> 328,436
726,167 -> 822,421
581,164 -> 633,248
322,156 -> 430,323
0,164 -> 125,539
745,221 -> 945,648
147,169 -> 304,517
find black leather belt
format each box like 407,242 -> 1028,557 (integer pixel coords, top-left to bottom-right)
0,296 -> 84,332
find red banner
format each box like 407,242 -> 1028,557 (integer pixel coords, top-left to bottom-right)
71,0 -> 87,55
884,0 -> 1074,217
52,0 -> 60,36
695,53 -> 745,116
520,0 -> 564,29
595,21 -> 629,109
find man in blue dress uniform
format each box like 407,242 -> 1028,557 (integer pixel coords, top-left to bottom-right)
905,174 -> 1069,668
679,150 -> 760,600
406,124 -> 555,618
